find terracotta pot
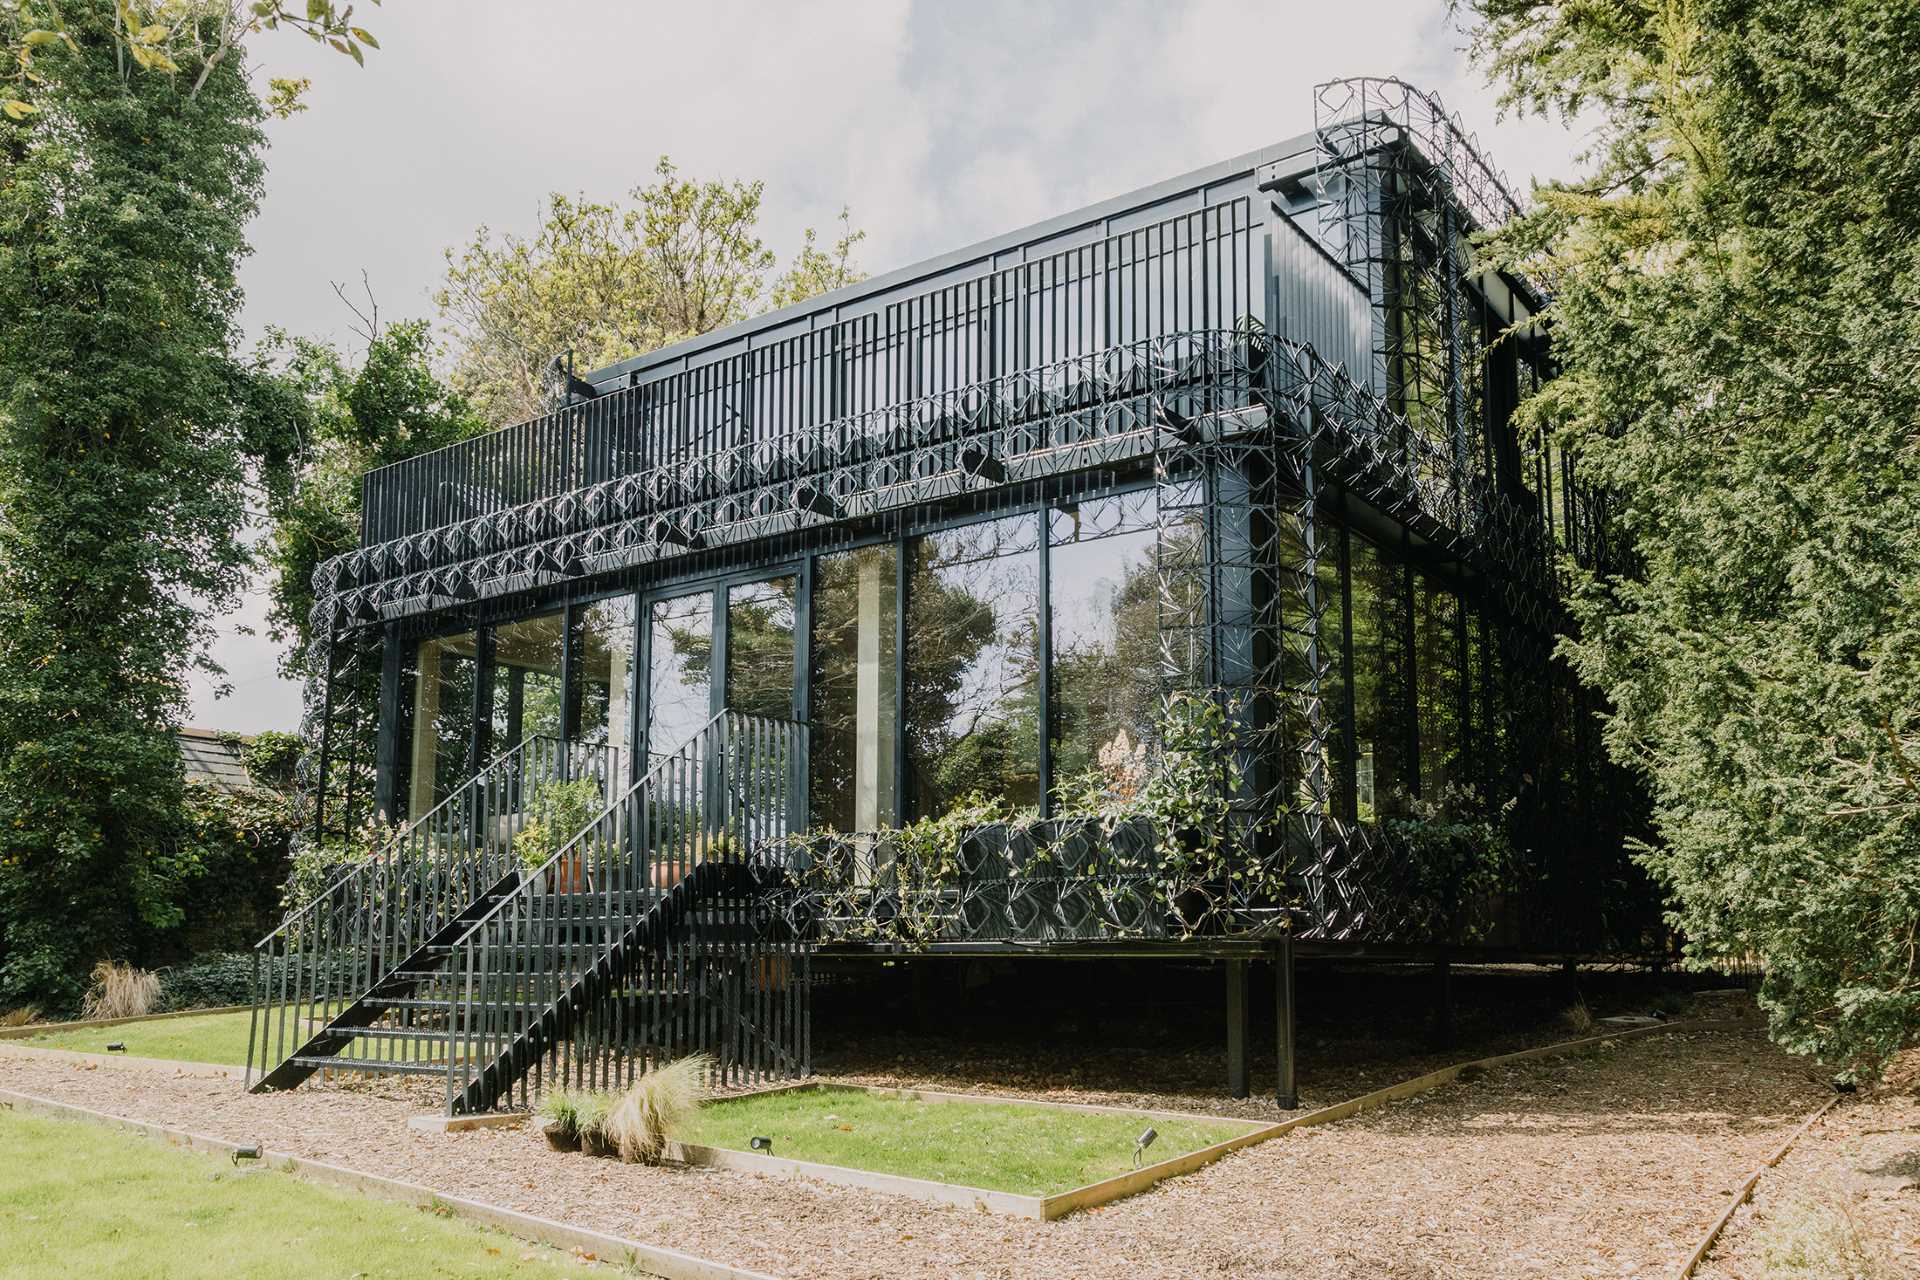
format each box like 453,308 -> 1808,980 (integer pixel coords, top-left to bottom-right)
553,853 -> 587,895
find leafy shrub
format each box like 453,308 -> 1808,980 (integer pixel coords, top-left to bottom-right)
604,1055 -> 710,1163
282,812 -> 395,911
173,780 -> 303,955
512,779 -> 606,871
1379,784 -> 1520,944
81,961 -> 161,1021
240,731 -> 303,791
158,952 -> 257,1011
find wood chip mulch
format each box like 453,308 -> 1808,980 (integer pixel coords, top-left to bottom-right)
1695,1048 -> 1920,1279
0,1019 -> 1832,1279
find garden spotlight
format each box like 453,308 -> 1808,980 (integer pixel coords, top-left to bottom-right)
750,1135 -> 773,1154
1133,1126 -> 1158,1169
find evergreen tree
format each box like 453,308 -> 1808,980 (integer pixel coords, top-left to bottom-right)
1466,0 -> 1920,1073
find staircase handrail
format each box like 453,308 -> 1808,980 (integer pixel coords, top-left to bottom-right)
246,732 -> 617,1089
440,709 -> 807,1113
252,734 -> 569,950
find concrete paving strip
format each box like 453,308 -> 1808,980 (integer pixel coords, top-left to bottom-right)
0,1087 -> 780,1280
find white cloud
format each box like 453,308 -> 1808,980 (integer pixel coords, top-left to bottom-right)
192,0 -> 1591,732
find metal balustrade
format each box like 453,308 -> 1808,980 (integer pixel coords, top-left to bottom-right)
358,199 -> 1261,548
247,735 -> 619,1091
439,711 -> 807,1115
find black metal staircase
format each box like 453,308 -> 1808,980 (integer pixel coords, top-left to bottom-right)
247,735 -> 618,1092
248,713 -> 809,1116
442,710 -> 809,1114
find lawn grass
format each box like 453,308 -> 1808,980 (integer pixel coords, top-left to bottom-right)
680,1087 -> 1257,1196
0,1110 -> 627,1278
18,1010 -> 257,1067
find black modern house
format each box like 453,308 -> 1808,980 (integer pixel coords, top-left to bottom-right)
249,79 -> 1652,1118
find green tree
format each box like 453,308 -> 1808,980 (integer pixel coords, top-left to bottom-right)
0,2 -> 283,1008
437,159 -> 867,427
1465,0 -> 1920,1073
254,316 -> 487,672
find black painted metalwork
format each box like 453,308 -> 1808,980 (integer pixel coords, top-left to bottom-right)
260,78 -> 1655,1114
248,735 -> 617,1091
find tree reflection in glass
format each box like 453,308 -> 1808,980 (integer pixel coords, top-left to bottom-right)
491,611 -> 566,749
645,593 -> 713,764
576,596 -> 636,775
811,546 -> 898,832
1048,491 -> 1161,788
726,577 -> 797,721
408,630 -> 479,819
906,514 -> 1041,818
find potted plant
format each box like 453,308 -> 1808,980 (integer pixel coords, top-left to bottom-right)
536,1089 -> 584,1151
513,778 -> 606,894
576,1091 -> 616,1157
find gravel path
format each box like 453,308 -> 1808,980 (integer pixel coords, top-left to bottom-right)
1696,1049 -> 1920,1279
0,1021 -> 1827,1279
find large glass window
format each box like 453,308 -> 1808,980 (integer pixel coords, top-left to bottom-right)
645,592 -> 714,764
490,611 -> 565,751
726,577 -> 798,721
811,546 -> 899,832
408,630 -> 480,819
576,596 -> 636,773
905,514 -> 1041,819
1048,491 -> 1160,790
1347,535 -> 1410,822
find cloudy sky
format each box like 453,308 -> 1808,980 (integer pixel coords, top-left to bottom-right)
190,0 -> 1589,734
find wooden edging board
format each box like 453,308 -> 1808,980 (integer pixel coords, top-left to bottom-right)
0,1004 -> 250,1041
680,1019 -> 1728,1221
1674,1094 -> 1841,1279
0,1089 -> 777,1280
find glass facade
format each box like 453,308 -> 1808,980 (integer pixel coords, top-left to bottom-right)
490,611 -> 565,752
811,545 -> 898,832
389,482 -> 1496,837
645,592 -> 714,764
904,514 -> 1042,820
1048,491 -> 1160,789
1346,534 -> 1409,822
407,630 -> 480,819
576,595 -> 636,771
726,577 -> 798,721
1413,573 -> 1463,798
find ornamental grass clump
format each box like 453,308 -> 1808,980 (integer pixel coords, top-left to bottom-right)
80,961 -> 161,1022
604,1054 -> 711,1164
536,1089 -> 586,1151
575,1091 -> 616,1158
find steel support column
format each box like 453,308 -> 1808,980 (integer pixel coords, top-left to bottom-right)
1226,959 -> 1250,1099
1274,938 -> 1297,1109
